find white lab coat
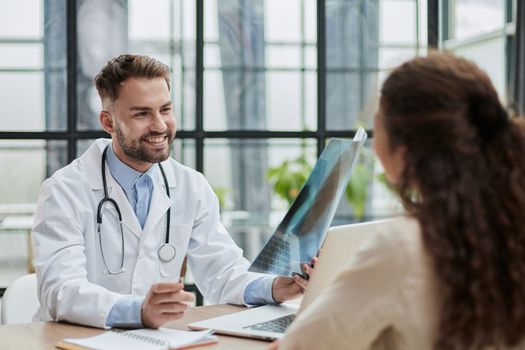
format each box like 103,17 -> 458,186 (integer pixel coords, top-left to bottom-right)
32,138 -> 265,328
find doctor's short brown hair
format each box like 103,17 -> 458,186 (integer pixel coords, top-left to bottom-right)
94,54 -> 170,102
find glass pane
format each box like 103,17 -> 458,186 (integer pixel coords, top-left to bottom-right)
0,72 -> 44,131
205,69 -> 316,131
326,0 -> 380,69
303,72 -> 317,131
0,44 -> 43,69
172,139 -> 196,169
203,70 -> 228,130
204,138 -> 317,261
174,61 -> 196,131
265,0 -> 301,42
77,0 -> 196,130
325,0 -> 380,131
204,0 -> 220,42
304,45 -> 317,69
43,0 -> 68,131
266,72 -> 301,129
326,72 -> 379,130
204,44 -> 222,68
453,0 -> 505,40
379,47 -> 417,69
326,0 -> 422,130
379,0 -> 417,44
0,1 -> 43,38
267,71 -> 316,130
453,36 -> 506,101
266,45 -> 301,68
178,0 -> 196,40
418,0 -> 428,47
304,0 -> 317,43
0,140 -> 67,205
0,1 -> 67,132
129,0 -> 171,40
204,0 -> 316,131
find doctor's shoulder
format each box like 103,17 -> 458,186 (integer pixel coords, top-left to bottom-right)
39,158 -> 92,197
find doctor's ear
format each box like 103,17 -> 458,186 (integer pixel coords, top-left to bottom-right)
99,111 -> 115,134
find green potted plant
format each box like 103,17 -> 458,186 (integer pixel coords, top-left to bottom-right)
266,154 -> 312,206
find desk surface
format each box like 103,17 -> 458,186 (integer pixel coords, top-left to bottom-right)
0,304 -> 270,350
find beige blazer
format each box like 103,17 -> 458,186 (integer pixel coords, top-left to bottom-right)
280,217 -> 439,350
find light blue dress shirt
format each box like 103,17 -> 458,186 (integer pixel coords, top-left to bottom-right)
106,145 -> 154,229
104,145 -> 275,328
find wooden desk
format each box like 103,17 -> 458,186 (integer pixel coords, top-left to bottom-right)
0,304 -> 270,350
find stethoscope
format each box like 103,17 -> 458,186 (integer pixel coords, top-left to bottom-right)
97,144 -> 176,275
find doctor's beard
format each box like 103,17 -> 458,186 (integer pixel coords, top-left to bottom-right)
115,125 -> 175,164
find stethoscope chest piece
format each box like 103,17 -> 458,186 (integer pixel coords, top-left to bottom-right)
158,243 -> 176,262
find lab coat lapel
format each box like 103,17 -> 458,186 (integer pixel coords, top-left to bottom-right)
143,179 -> 171,235
82,138 -> 142,237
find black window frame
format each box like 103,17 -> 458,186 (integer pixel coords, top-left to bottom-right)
0,0 -> 439,300
0,0 -> 439,167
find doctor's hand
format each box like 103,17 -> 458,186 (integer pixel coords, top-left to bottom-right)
271,256 -> 317,303
141,282 -> 195,328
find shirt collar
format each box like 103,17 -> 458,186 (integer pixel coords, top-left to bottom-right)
106,143 -> 157,192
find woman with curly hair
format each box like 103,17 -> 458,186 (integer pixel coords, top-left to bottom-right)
271,52 -> 525,350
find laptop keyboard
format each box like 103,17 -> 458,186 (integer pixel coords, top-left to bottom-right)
243,313 -> 296,333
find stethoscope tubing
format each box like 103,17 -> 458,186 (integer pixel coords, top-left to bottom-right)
97,144 -> 174,274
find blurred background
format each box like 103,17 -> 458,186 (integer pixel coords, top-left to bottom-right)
0,0 -> 520,299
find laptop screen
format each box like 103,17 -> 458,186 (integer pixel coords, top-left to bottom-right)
249,128 -> 367,277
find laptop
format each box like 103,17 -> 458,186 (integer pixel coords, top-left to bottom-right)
188,217 -> 407,340
249,128 -> 368,278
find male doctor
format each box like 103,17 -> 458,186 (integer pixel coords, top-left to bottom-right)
32,54 -> 312,329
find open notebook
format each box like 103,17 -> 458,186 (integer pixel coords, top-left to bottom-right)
55,328 -> 217,350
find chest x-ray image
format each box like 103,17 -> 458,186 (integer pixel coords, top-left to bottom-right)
249,128 -> 367,277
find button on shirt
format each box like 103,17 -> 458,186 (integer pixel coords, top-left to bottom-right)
104,144 -> 276,328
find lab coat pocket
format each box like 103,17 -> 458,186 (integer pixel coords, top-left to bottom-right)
159,223 -> 192,278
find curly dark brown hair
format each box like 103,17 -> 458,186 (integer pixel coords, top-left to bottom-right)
380,52 -> 525,349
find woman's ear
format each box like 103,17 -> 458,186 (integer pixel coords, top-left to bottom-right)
99,111 -> 114,134
394,145 -> 407,178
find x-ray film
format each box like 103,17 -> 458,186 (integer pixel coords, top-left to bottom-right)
249,128 -> 368,276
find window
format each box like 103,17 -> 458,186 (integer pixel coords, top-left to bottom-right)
440,0 -> 514,102
0,0 -> 435,294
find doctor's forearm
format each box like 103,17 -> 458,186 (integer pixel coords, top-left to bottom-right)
243,275 -> 276,305
106,295 -> 144,328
